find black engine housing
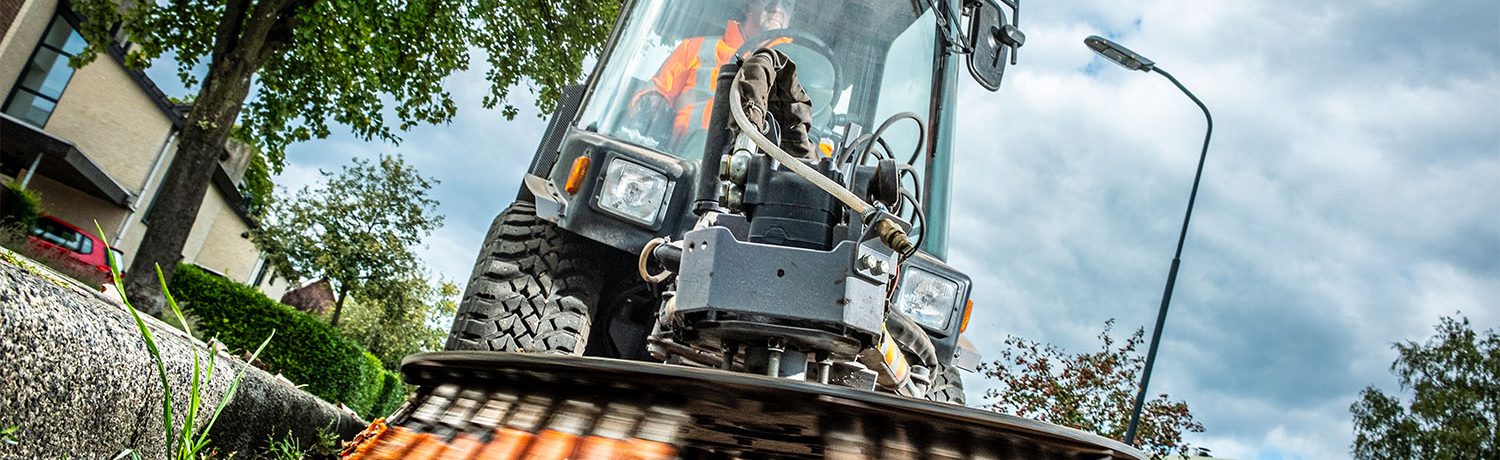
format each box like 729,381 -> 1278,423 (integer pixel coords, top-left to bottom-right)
742,154 -> 844,250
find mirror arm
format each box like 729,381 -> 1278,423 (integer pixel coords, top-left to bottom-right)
1001,0 -> 1019,29
934,0 -> 972,55
1000,0 -> 1021,64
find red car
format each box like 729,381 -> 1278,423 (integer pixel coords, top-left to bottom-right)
27,215 -> 123,289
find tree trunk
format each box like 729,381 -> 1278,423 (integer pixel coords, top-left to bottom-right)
123,137 -> 232,315
121,0 -> 296,315
330,284 -> 350,326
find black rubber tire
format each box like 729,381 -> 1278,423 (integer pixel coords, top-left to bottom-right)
926,363 -> 966,406
445,201 -> 603,355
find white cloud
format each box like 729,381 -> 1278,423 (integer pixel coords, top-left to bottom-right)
145,1 -> 1497,458
943,1 -> 1498,459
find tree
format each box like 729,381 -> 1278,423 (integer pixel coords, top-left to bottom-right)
977,320 -> 1204,459
339,275 -> 459,369
252,154 -> 443,326
69,0 -> 619,315
1350,314 -> 1498,459
233,128 -> 275,219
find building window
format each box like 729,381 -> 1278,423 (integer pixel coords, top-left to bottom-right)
251,257 -> 272,287
3,15 -> 86,127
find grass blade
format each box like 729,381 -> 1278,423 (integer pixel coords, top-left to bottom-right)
156,264 -> 193,339
93,223 -> 277,458
94,224 -> 176,452
160,265 -> 200,460
181,347 -> 200,459
193,330 -> 275,454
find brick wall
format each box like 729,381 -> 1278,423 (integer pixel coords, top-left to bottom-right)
0,0 -> 23,41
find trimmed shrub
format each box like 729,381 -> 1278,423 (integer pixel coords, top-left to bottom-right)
370,371 -> 406,419
0,183 -> 40,235
169,264 -> 393,419
346,351 -> 386,416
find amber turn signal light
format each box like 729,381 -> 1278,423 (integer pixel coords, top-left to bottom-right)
564,156 -> 591,194
960,299 -> 973,333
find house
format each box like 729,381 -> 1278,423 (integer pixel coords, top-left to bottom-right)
280,278 -> 335,315
0,0 -> 288,296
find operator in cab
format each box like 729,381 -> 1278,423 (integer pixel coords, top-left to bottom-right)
629,0 -> 794,149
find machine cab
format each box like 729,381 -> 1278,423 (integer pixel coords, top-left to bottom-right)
524,0 -> 1021,261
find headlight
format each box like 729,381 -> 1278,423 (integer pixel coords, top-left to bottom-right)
598,158 -> 670,224
895,267 -> 960,330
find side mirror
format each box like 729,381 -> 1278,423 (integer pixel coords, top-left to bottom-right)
966,0 -> 1025,91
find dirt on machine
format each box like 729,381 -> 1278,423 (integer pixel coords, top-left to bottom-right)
341,1 -> 1146,458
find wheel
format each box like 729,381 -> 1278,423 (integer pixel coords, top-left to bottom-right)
926,363 -> 966,406
445,201 -> 604,354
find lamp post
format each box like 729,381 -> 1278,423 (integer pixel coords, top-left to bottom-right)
1084,35 -> 1213,447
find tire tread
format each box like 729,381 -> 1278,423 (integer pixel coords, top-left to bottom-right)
446,202 -> 602,355
927,363 -> 967,406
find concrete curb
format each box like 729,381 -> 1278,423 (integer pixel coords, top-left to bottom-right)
0,252 -> 366,459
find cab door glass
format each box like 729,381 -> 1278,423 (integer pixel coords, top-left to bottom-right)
874,9 -> 937,168
576,0 -> 938,162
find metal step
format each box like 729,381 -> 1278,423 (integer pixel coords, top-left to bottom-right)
340,352 -> 1146,459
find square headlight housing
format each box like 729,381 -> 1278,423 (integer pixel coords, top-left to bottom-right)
596,157 -> 673,226
892,254 -> 972,335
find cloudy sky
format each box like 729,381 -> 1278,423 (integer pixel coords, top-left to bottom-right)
149,1 -> 1499,458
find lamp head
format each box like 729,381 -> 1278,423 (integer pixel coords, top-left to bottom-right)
1085,35 -> 1155,72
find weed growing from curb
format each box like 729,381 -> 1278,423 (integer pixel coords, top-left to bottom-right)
97,225 -> 274,459
265,432 -> 303,460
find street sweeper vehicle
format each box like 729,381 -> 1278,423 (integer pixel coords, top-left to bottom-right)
342,0 -> 1148,458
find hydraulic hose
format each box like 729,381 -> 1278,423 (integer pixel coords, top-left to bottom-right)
694,62 -> 742,215
729,68 -> 918,256
884,309 -> 939,370
730,70 -> 873,217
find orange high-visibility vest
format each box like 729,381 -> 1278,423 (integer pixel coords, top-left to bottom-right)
650,20 -> 748,139
647,21 -> 792,139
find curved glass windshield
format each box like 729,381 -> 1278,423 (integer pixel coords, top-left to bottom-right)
577,0 -> 937,162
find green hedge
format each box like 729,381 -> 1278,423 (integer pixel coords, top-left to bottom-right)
370,371 -> 406,419
169,264 -> 402,419
0,182 -> 40,233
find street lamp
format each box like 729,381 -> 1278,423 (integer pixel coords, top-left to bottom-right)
1084,35 -> 1213,447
